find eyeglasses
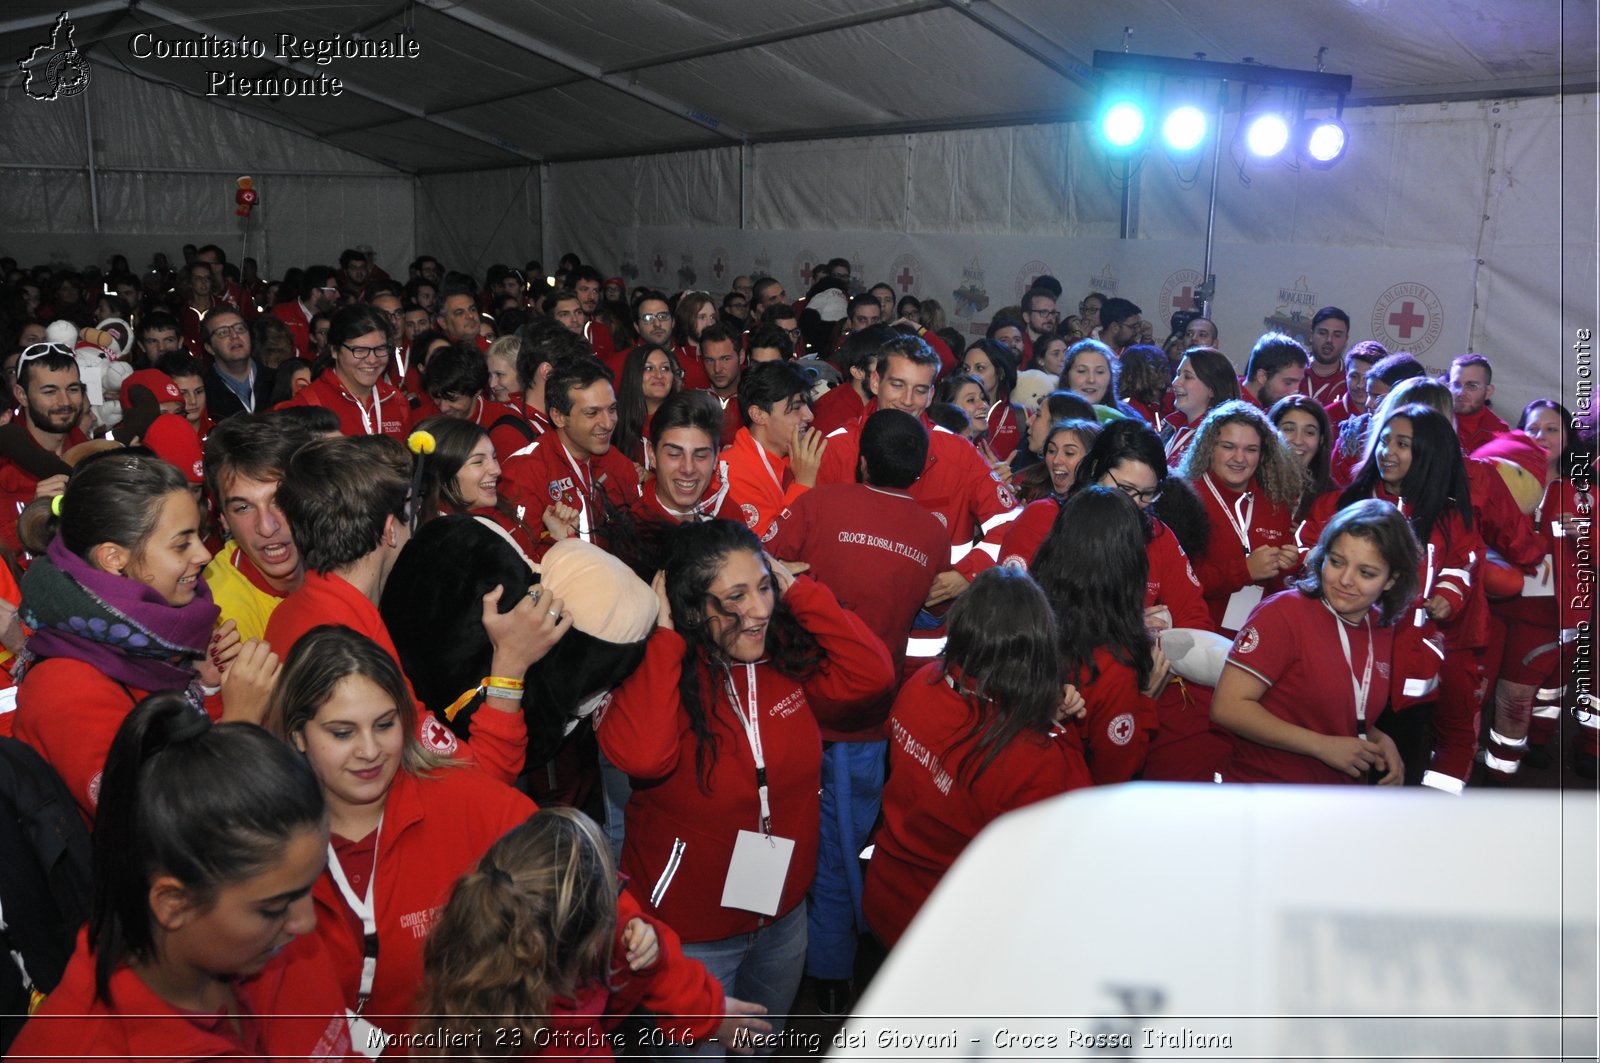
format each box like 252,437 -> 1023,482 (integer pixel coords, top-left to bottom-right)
208,323 -> 250,339
784,327 -> 802,339
640,312 -> 673,325
1029,308 -> 1060,318
1111,478 -> 1162,505
342,343 -> 392,362
319,286 -> 340,294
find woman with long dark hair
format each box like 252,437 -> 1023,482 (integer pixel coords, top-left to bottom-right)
12,452 -> 279,819
1333,404 -> 1483,792
998,420 -> 1224,782
1163,346 -> 1241,466
1212,500 -> 1416,785
959,339 -> 1023,464
613,344 -> 681,472
1177,401 -> 1306,635
1270,394 -> 1335,523
10,694 -> 351,1058
1010,419 -> 1100,504
862,566 -> 1090,947
673,291 -> 718,390
595,519 -> 893,1038
1030,487 -> 1162,783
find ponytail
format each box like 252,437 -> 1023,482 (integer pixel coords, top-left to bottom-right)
89,693 -> 325,1003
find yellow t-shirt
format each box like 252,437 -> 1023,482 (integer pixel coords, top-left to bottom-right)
203,540 -> 286,644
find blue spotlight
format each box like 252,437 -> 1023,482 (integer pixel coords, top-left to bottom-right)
1297,117 -> 1348,167
1244,113 -> 1290,158
1100,100 -> 1147,149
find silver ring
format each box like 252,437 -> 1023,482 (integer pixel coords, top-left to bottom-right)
550,610 -> 562,623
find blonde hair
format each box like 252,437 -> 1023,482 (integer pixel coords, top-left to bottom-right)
1177,399 -> 1306,508
415,808 -> 618,1051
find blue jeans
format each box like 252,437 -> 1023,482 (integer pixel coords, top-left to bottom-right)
671,902 -> 808,1057
805,740 -> 885,980
598,748 -> 631,863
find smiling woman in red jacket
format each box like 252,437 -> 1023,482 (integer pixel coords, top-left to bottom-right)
12,452 -> 278,820
595,518 -> 895,1043
863,566 -> 1092,948
10,694 -> 353,1061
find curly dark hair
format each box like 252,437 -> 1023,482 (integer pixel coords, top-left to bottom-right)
663,520 -> 825,790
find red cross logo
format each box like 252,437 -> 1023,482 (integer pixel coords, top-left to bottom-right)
801,261 -> 812,280
1388,300 -> 1426,339
653,254 -> 664,272
1174,286 -> 1197,311
713,257 -> 725,279
897,266 -> 916,292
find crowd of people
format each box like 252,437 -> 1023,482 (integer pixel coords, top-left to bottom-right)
0,243 -> 1589,1057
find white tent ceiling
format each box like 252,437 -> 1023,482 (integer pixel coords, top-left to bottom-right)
1,0 -> 1592,174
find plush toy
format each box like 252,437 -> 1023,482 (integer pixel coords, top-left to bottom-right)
235,175 -> 257,217
1011,369 -> 1057,417
1159,627 -> 1233,688
380,515 -> 657,805
68,324 -> 133,431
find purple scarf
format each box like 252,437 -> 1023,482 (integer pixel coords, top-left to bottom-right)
17,534 -> 220,694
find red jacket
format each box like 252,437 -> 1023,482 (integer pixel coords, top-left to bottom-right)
499,434 -> 642,559
9,928 -> 353,1061
721,427 -> 808,540
311,767 -> 534,1035
282,371 -> 412,440
0,427 -> 85,561
983,401 -> 1023,465
13,658 -> 218,820
1071,646 -> 1158,785
594,576 -> 895,942
671,343 -> 713,391
466,395 -> 537,461
809,383 -> 865,439
863,663 -> 1091,947
1456,405 -> 1509,454
263,570 -> 527,783
818,407 -> 1020,583
1189,473 -> 1296,632
626,467 -> 752,527
1301,367 -> 1346,407
271,300 -> 315,359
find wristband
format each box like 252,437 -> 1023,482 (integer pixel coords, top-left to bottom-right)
483,675 -> 525,691
483,685 -> 524,702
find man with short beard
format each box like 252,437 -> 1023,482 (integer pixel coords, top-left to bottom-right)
0,346 -> 86,558
571,265 -> 615,364
202,306 -> 275,420
1301,306 -> 1351,406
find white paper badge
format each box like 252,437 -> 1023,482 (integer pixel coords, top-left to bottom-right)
720,830 -> 795,916
1522,555 -> 1555,598
1222,584 -> 1265,631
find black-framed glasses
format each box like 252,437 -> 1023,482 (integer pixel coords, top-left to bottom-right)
342,343 -> 392,362
208,323 -> 250,340
1111,478 -> 1162,506
640,312 -> 673,325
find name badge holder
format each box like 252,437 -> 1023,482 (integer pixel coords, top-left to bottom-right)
1206,475 -> 1263,629
327,817 -> 387,1057
718,662 -> 795,916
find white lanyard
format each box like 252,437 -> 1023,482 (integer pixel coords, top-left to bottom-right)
326,815 -> 384,1013
1203,473 -> 1255,554
656,462 -> 733,521
392,343 -> 409,383
1164,425 -> 1193,458
754,439 -> 786,496
1325,600 -> 1374,731
722,662 -> 773,836
557,442 -> 595,540
351,386 -> 383,436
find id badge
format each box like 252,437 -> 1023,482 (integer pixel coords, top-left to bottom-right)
1522,554 -> 1555,598
720,830 -> 795,916
347,1009 -> 386,1057
1221,584 -> 1265,631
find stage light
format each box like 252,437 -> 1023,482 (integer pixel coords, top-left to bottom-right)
1100,100 -> 1147,149
1297,117 -> 1348,167
1161,105 -> 1207,152
1244,113 -> 1290,158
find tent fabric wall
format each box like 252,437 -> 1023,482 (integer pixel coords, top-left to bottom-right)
545,93 -> 1588,418
416,166 -> 542,282
1,65 -> 415,278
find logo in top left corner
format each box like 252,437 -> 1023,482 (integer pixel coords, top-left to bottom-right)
19,12 -> 91,101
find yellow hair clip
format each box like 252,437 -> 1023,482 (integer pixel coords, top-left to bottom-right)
407,430 -> 436,456
50,494 -> 63,517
